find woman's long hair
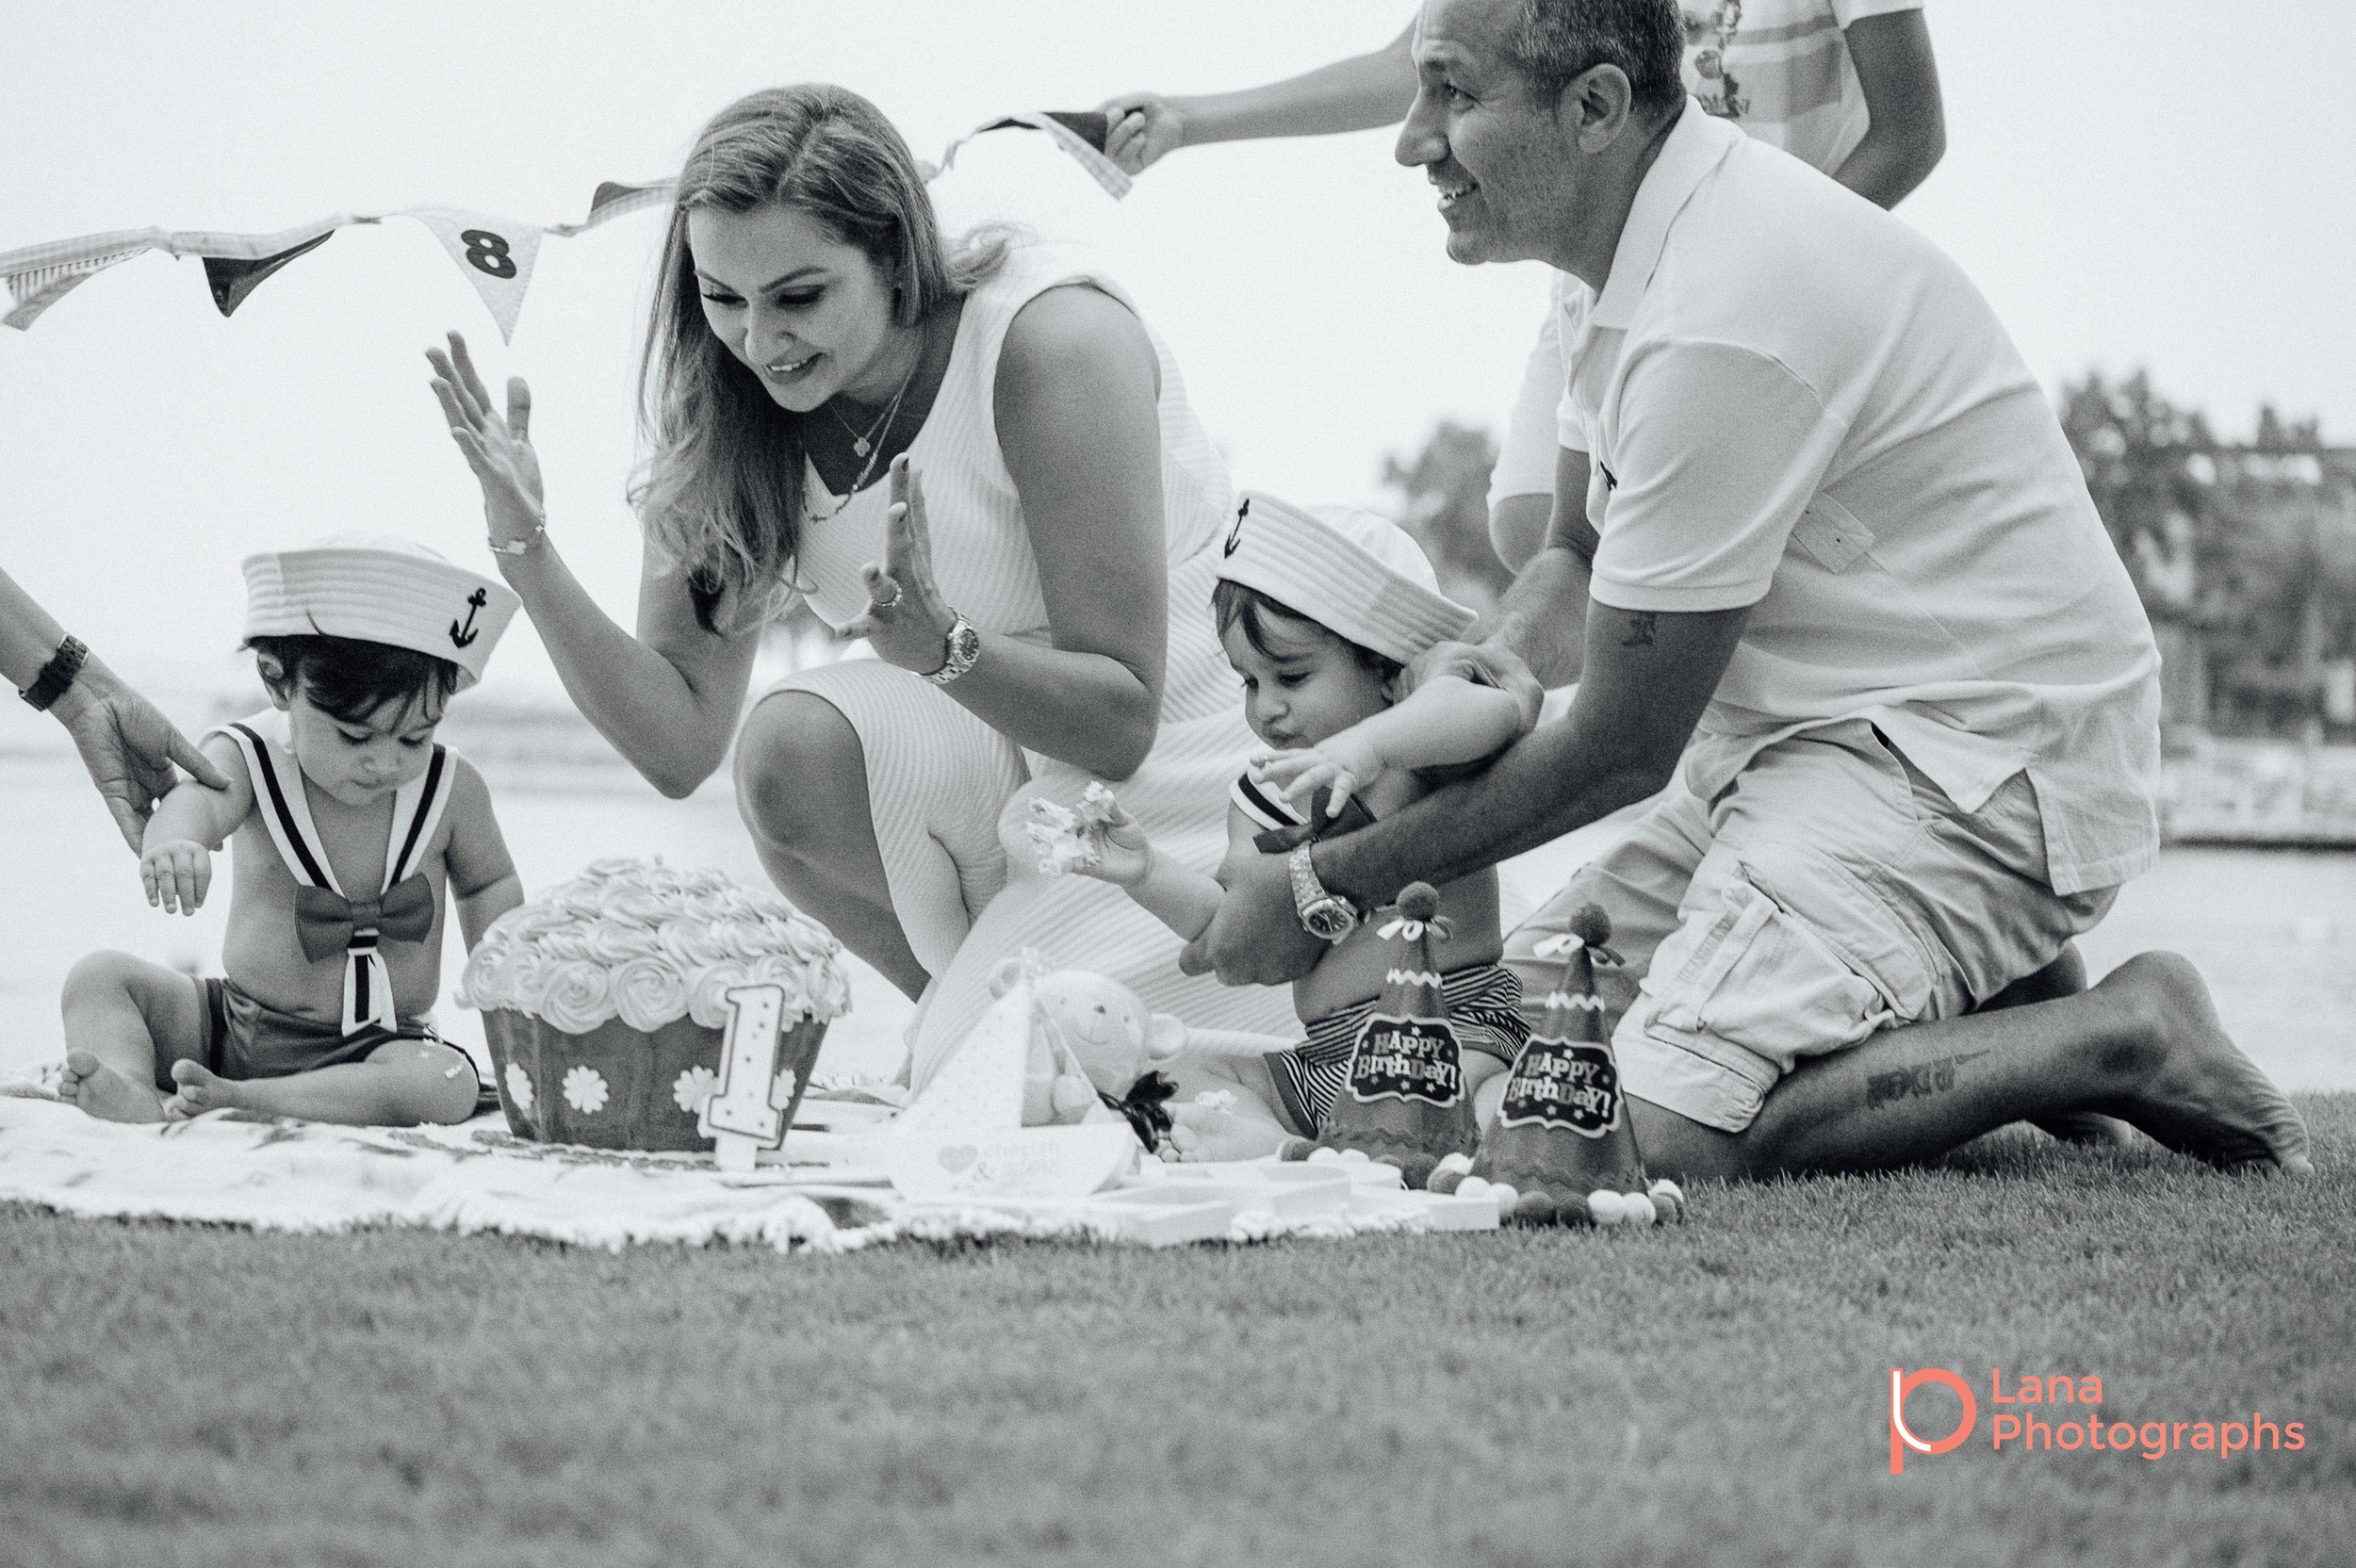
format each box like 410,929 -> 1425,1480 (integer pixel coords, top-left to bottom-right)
632,84 -> 1007,633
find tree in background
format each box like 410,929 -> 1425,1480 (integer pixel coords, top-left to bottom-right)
2058,369 -> 2355,741
1382,419 -> 1515,612
1384,380 -> 2352,743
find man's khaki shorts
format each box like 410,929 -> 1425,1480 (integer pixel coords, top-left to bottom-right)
1504,721 -> 2115,1134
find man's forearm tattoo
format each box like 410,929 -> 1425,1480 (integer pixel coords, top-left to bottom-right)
1621,612 -> 1657,647
1865,1050 -> 1990,1110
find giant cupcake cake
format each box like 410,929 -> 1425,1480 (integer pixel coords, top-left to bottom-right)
459,857 -> 850,1151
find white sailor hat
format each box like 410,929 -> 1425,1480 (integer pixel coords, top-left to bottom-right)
1216,491 -> 1474,665
241,534 -> 520,689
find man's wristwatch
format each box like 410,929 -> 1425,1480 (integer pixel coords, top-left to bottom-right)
1287,841 -> 1360,943
924,613 -> 981,686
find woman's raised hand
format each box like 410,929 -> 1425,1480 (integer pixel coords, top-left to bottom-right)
427,332 -> 547,556
848,454 -> 958,673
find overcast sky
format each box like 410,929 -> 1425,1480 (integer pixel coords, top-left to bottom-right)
4,0 -> 2349,704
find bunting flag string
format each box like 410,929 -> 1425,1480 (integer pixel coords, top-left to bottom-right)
0,112 -> 1121,342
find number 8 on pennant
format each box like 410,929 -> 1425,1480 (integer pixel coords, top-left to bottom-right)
403,207 -> 542,342
699,984 -> 790,1172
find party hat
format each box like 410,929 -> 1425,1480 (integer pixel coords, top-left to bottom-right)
1314,883 -> 1478,1186
1454,905 -> 1679,1226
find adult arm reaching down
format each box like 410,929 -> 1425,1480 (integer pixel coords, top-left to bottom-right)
2,565 -> 230,852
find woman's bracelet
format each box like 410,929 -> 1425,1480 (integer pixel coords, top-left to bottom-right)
488,521 -> 548,558
18,634 -> 88,712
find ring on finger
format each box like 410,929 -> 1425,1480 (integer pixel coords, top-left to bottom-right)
873,580 -> 903,609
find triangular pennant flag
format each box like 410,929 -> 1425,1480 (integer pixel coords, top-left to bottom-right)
204,229 -> 335,317
401,208 -> 543,343
935,110 -> 1133,200
3,233 -> 161,331
547,179 -> 674,237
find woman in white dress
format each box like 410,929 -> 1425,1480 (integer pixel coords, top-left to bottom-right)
430,84 -> 1293,1084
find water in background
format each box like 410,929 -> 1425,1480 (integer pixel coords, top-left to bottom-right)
4,747 -> 2351,1092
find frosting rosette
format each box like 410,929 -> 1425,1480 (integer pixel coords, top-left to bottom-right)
585,920 -> 663,965
461,856 -> 848,1035
612,955 -> 692,1033
686,959 -> 756,1030
659,918 -> 734,972
540,960 -> 617,1035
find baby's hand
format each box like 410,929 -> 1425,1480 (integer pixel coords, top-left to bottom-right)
1253,731 -> 1387,815
141,839 -> 212,916
1024,784 -> 1154,887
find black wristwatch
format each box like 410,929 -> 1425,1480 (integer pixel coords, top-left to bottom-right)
18,635 -> 88,712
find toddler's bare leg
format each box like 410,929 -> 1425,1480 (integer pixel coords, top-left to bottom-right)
170,1037 -> 479,1127
1160,1054 -> 1300,1156
58,953 -> 205,1123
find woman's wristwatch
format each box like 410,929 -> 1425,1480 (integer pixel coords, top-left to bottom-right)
924,613 -> 981,686
18,634 -> 88,712
1287,841 -> 1361,943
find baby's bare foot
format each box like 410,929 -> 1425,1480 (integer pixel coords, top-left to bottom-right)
2101,954 -> 2311,1174
59,1050 -> 167,1123
166,1059 -> 244,1119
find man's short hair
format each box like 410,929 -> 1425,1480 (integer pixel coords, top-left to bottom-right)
1505,0 -> 1687,119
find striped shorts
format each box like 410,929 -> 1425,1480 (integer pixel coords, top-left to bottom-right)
1267,963 -> 1530,1135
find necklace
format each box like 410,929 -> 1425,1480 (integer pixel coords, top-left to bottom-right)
806,326 -> 927,522
829,328 -> 926,457
830,393 -> 894,459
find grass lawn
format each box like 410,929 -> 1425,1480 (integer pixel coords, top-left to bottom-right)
5,1098 -> 2352,1568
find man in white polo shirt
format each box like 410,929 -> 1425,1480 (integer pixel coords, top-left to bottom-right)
1184,0 -> 2311,1177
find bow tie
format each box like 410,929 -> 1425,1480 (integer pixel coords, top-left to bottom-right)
293,874 -> 435,963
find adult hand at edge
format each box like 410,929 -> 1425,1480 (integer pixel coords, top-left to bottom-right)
52,663 -> 229,854
1406,639 -> 1546,733
1177,841 -> 1325,987
1096,91 -> 1187,175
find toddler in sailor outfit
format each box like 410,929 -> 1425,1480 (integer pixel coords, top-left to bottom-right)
59,537 -> 525,1126
1028,493 -> 1535,1158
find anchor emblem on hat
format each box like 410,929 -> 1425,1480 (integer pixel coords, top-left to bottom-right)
450,587 -> 487,648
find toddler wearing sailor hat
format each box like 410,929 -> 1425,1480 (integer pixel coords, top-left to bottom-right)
59,536 -> 526,1127
1027,492 -> 1534,1159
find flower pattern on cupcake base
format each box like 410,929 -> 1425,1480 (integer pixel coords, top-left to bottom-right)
503,1062 -> 535,1115
673,1064 -> 719,1116
563,1064 -> 609,1116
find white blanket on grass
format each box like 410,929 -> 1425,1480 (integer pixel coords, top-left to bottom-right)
0,1087 -> 1484,1251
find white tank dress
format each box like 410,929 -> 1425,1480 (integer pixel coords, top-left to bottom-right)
762,240 -> 1295,1087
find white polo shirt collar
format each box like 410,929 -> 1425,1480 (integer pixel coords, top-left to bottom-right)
1591,100 -> 1743,332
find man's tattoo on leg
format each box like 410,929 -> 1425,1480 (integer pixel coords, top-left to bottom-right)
1621,612 -> 1657,648
1865,1050 -> 1991,1110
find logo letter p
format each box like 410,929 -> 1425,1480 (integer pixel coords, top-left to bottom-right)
1890,1368 -> 1977,1474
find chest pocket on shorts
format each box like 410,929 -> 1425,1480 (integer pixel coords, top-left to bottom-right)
1791,493 -> 1875,574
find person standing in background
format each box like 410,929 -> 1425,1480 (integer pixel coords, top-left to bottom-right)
2,565 -> 228,852
1094,2 -> 1945,569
